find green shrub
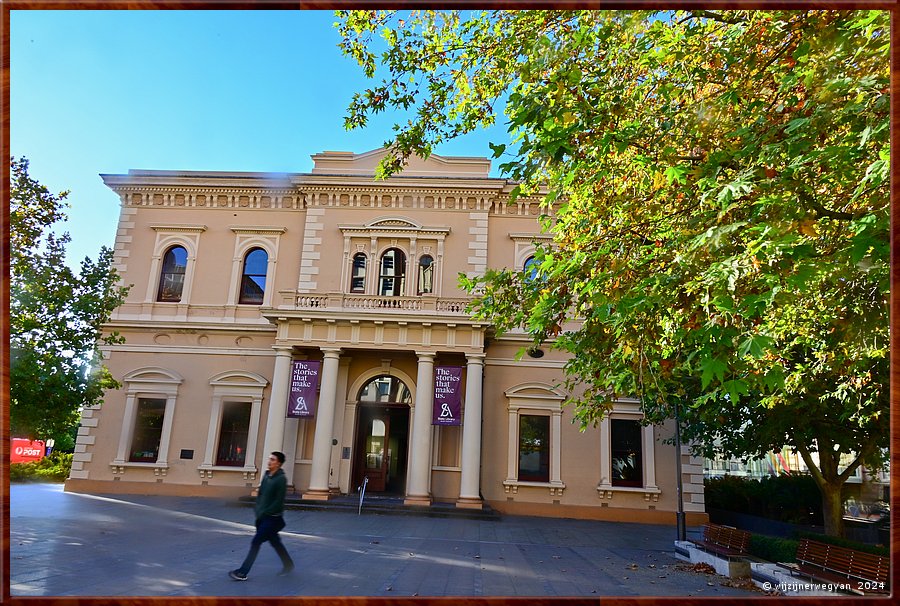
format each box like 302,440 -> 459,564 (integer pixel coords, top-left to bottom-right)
10,452 -> 73,483
749,535 -> 799,563
794,531 -> 889,557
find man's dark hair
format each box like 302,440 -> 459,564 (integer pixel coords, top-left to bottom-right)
272,451 -> 286,465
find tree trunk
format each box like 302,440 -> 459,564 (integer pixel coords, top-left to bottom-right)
795,439 -> 853,538
820,480 -> 844,538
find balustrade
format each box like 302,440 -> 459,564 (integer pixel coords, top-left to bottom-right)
294,293 -> 470,315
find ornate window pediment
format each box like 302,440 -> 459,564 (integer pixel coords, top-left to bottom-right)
366,217 -> 422,229
339,216 -> 450,239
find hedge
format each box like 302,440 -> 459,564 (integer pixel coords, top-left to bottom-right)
10,452 -> 73,483
747,531 -> 888,563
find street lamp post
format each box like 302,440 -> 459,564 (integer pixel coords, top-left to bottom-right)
673,398 -> 686,542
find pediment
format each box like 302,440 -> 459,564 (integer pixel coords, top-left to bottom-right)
365,216 -> 422,230
505,382 -> 565,399
123,367 -> 184,384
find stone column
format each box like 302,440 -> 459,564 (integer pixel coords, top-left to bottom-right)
261,346 -> 293,462
404,352 -> 435,506
457,354 -> 485,509
303,348 -> 342,500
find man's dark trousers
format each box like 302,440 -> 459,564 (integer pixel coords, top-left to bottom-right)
236,514 -> 294,575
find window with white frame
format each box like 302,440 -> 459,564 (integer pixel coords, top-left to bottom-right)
129,398 -> 167,462
598,400 -> 659,498
227,227 -> 284,308
216,402 -> 252,466
199,371 -> 267,478
238,247 -> 268,305
379,248 -> 407,296
350,252 -> 367,293
113,367 -> 183,470
518,414 -> 550,482
147,224 -> 205,306
156,245 -> 187,302
418,255 -> 434,294
610,419 -> 643,487
502,383 -> 566,495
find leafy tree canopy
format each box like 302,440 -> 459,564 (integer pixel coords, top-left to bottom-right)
9,157 -> 129,444
338,10 -> 890,536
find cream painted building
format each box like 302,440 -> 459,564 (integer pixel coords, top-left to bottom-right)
65,149 -> 707,524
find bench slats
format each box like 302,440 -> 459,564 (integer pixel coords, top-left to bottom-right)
794,539 -> 889,594
689,523 -> 751,559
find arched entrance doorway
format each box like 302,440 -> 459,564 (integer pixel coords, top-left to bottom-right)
352,375 -> 411,494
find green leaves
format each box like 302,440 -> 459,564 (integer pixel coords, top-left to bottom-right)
737,334 -> 774,359
339,10 -> 890,511
700,357 -> 728,389
10,157 -> 129,441
664,165 -> 688,185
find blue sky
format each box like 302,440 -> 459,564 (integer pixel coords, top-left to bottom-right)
11,10 -> 509,270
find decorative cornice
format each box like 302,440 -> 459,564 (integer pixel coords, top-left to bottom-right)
230,226 -> 287,235
150,224 -> 207,234
509,232 -> 554,243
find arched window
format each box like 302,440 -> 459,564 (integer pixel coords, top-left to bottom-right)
238,248 -> 268,305
350,252 -> 367,293
379,248 -> 406,297
418,255 -> 434,295
523,255 -> 539,282
157,245 -> 188,302
358,375 -> 412,404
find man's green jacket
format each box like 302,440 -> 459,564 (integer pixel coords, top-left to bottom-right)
255,467 -> 286,520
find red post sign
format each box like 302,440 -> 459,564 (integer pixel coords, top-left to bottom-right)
11,438 -> 46,463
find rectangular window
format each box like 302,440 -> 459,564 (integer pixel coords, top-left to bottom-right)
518,415 -> 550,482
351,254 -> 367,293
216,401 -> 252,466
611,419 -> 643,487
129,398 -> 166,462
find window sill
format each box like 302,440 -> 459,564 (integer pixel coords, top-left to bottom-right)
198,465 -> 257,480
110,462 -> 169,476
597,484 -> 661,502
503,479 -> 566,497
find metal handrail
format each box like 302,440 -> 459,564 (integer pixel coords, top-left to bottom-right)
358,476 -> 369,515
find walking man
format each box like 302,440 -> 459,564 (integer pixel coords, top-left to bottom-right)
230,451 -> 295,580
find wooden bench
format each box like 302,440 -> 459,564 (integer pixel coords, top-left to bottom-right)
790,538 -> 889,595
689,523 -> 751,559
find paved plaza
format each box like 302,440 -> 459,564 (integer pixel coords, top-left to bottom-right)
9,483 -> 759,597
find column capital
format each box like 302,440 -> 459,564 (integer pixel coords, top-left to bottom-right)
414,351 -> 437,361
321,347 -> 343,359
465,353 -> 486,364
272,345 -> 294,356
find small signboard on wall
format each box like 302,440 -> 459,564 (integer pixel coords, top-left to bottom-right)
433,366 -> 462,426
287,360 -> 321,418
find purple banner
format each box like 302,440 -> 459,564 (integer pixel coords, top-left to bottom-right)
433,366 -> 462,426
287,360 -> 320,418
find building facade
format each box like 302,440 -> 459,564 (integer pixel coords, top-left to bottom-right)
65,149 -> 707,524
